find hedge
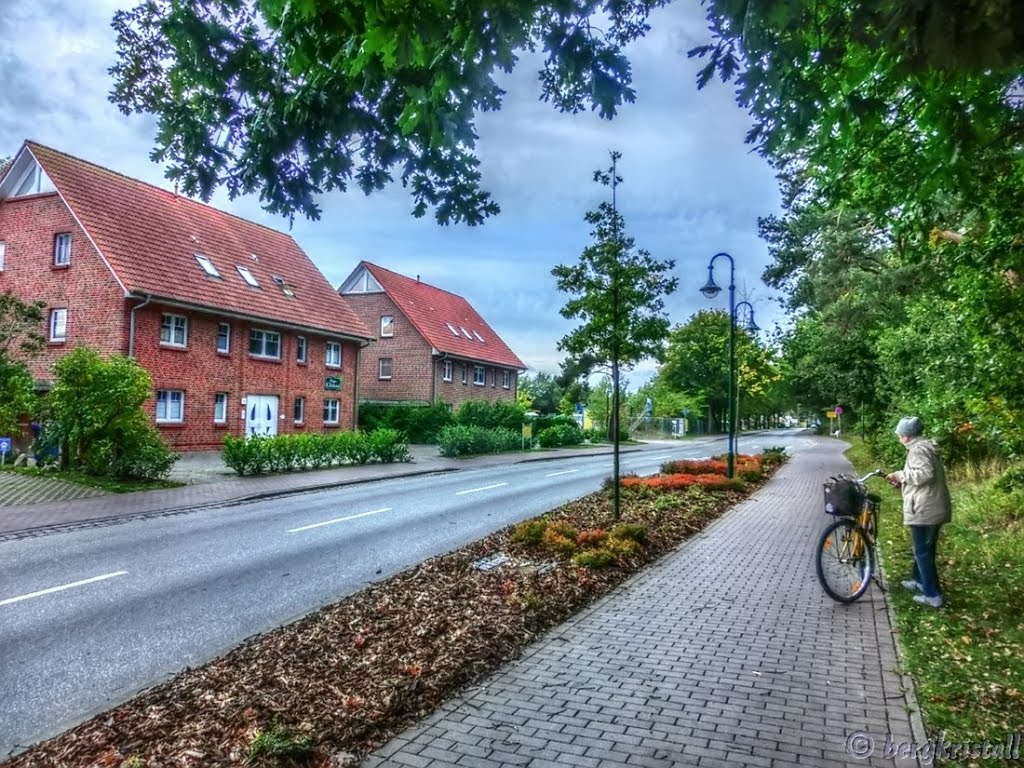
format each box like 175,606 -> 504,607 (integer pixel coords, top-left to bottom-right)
222,429 -> 411,476
358,401 -> 453,443
437,425 -> 523,457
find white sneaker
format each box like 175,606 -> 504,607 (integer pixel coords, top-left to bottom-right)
901,579 -> 922,592
913,594 -> 944,608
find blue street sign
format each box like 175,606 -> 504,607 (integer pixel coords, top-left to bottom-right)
0,437 -> 11,455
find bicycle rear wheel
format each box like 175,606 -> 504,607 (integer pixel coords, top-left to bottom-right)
816,518 -> 874,603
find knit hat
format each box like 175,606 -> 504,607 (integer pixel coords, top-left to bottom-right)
895,416 -> 924,437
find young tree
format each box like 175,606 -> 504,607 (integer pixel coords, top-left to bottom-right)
553,152 -> 677,518
0,292 -> 45,436
47,348 -> 177,479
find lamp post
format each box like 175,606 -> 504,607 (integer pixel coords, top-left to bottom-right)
700,254 -> 759,478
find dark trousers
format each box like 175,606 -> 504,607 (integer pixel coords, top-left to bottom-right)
909,524 -> 942,598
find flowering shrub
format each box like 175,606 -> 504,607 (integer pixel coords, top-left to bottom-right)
660,459 -> 728,475
620,473 -> 745,491
576,528 -> 609,548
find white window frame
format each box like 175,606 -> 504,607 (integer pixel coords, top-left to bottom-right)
294,396 -> 305,424
473,330 -> 485,343
49,308 -> 67,342
160,313 -> 188,347
380,315 -> 394,337
216,322 -> 231,353
502,370 -> 512,389
236,265 -> 260,287
156,390 -> 184,423
442,359 -> 453,382
195,254 -> 221,277
0,241 -> 6,271
249,328 -> 281,359
53,233 -> 71,266
446,322 -> 460,337
461,364 -> 468,385
213,392 -> 228,423
296,335 -> 307,364
379,357 -> 393,380
325,341 -> 342,368
323,398 -> 339,425
473,365 -> 486,386
490,368 -> 496,387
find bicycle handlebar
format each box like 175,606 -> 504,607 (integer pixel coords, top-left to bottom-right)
856,469 -> 886,483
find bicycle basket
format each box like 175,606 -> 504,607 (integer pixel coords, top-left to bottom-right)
823,475 -> 865,516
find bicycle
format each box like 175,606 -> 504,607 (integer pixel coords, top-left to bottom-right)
815,469 -> 886,603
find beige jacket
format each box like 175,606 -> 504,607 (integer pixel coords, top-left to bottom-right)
893,437 -> 952,526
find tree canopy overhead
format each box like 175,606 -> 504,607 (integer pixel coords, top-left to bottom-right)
110,0 -> 669,224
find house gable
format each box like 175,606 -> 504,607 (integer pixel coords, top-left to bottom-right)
339,264 -> 384,294
0,147 -> 56,199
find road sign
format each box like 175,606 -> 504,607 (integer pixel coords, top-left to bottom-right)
834,406 -> 843,415
826,411 -> 837,419
0,437 -> 10,454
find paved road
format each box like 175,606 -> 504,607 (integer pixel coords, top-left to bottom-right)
0,431 -> 812,758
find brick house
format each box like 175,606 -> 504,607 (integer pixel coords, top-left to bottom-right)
339,262 -> 526,408
0,141 -> 372,450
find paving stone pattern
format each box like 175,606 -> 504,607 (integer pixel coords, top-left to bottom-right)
364,441 -> 920,768
0,471 -> 107,507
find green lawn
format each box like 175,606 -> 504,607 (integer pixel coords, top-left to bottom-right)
845,439 -> 1024,743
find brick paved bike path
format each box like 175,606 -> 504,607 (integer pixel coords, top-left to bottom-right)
364,440 -> 922,768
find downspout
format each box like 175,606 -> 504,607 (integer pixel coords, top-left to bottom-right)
353,341 -> 367,430
128,294 -> 153,358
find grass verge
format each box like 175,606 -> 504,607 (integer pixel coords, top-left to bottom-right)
845,438 -> 1024,744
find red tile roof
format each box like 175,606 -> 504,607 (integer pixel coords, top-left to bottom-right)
360,262 -> 526,369
22,142 -> 370,340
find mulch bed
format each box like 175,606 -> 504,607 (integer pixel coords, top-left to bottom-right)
4,460 -> 784,768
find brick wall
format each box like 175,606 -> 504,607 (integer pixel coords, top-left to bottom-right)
132,305 -> 360,450
344,291 -> 519,407
0,192 -> 126,381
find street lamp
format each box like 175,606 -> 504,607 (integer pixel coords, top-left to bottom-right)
699,253 -> 759,478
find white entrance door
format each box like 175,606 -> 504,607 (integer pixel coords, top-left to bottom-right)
246,395 -> 279,437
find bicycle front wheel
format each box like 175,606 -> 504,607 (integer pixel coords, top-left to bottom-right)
815,518 -> 874,603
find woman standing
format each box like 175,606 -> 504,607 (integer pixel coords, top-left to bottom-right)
885,416 -> 952,608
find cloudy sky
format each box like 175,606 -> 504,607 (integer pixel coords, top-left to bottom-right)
0,0 -> 782,385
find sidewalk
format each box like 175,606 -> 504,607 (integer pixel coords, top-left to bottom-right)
363,439 -> 923,768
0,443 -> 655,540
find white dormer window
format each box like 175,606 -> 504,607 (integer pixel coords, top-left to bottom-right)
446,322 -> 460,336
473,330 -> 485,343
236,266 -> 260,287
460,326 -> 472,339
272,275 -> 295,297
195,254 -> 220,277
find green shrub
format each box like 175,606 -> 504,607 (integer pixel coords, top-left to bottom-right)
583,427 -> 607,443
572,549 -> 617,569
454,400 -> 526,432
222,430 -> 411,475
437,424 -> 521,457
536,423 -> 585,448
610,523 -> 648,544
512,520 -> 549,545
994,463 -> 1024,493
244,724 -> 316,765
369,428 -> 413,463
761,446 -> 788,468
542,527 -> 577,555
358,401 -> 453,443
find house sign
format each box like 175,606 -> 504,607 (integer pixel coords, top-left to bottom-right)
325,376 -> 343,391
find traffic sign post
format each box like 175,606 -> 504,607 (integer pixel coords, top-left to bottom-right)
0,437 -> 11,466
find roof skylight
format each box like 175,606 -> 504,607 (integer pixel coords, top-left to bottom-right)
460,326 -> 472,339
473,331 -> 485,343
236,266 -> 260,288
446,322 -> 460,336
195,254 -> 220,278
272,275 -> 295,297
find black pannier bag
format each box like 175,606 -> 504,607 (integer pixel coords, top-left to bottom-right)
823,475 -> 865,516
